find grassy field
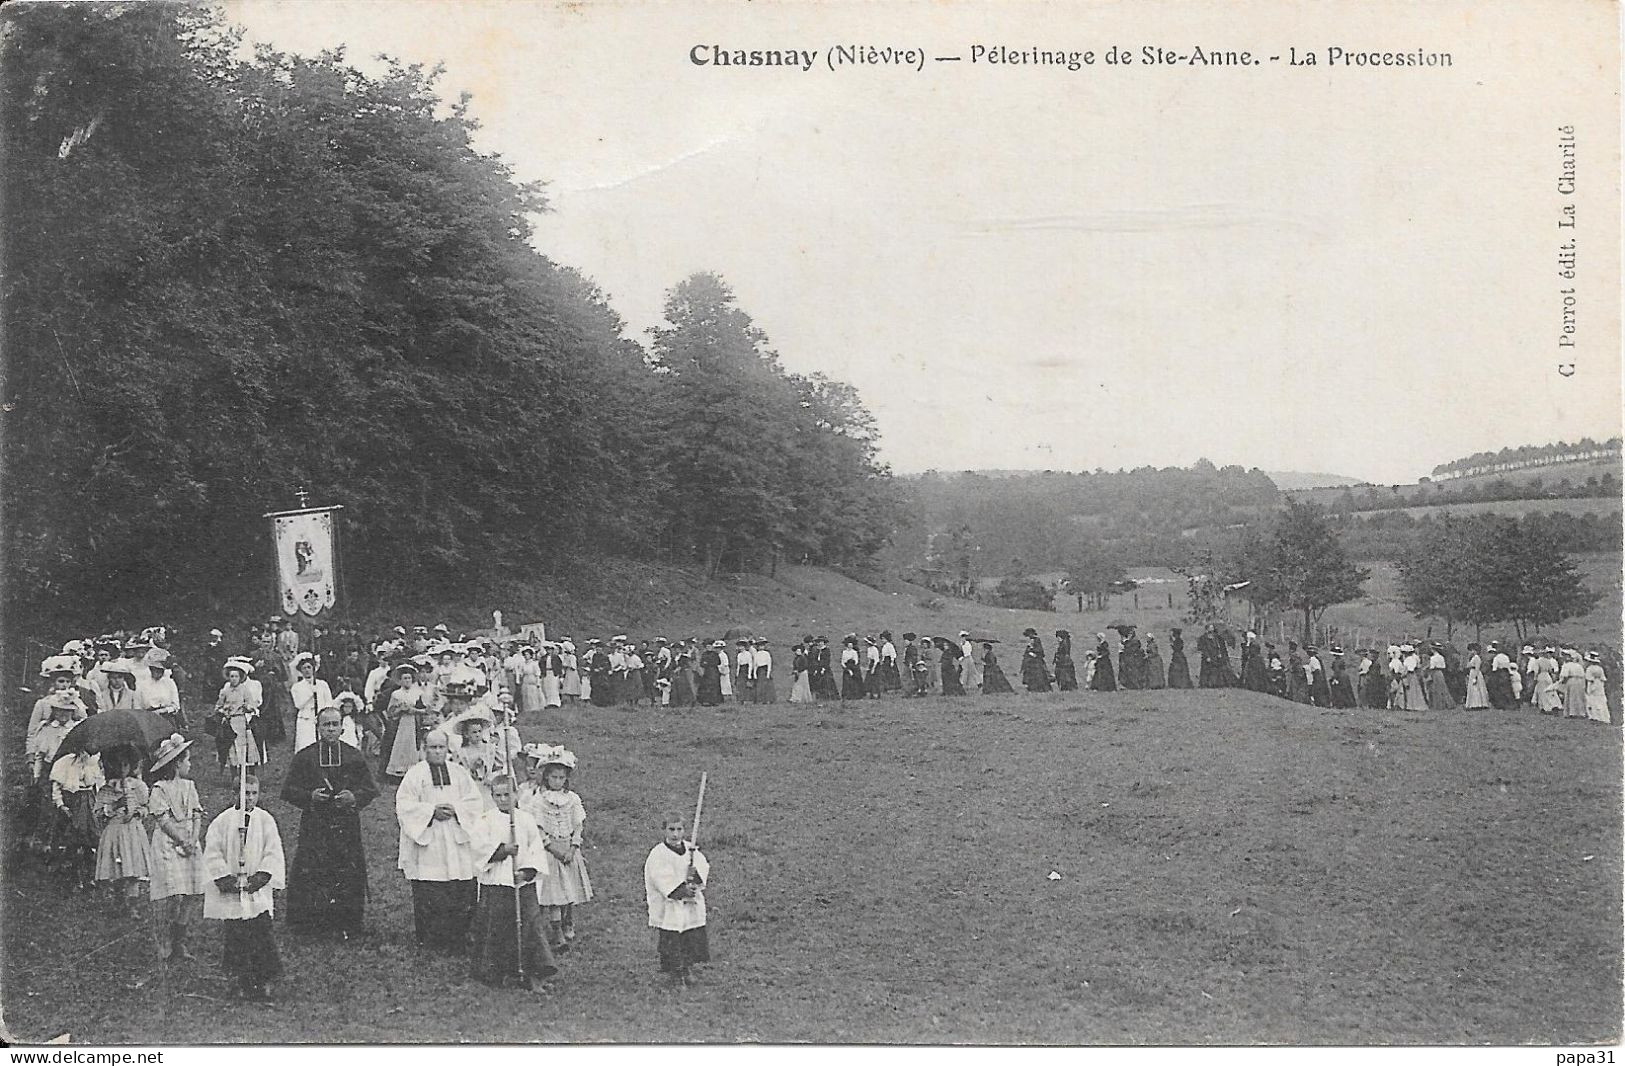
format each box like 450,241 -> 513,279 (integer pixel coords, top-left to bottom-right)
1345,497 -> 1621,522
1284,457 -> 1623,507
1039,557 -> 1623,651
4,683 -> 1620,1045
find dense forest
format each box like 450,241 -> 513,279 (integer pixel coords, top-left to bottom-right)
1,5 -> 896,631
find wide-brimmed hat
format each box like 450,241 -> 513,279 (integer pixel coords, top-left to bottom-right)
442,705 -> 494,734
222,656 -> 255,678
40,654 -> 79,678
150,733 -> 194,774
538,744 -> 576,770
392,660 -> 421,679
103,657 -> 141,681
1584,651 -> 1601,664
143,648 -> 171,671
293,651 -> 318,670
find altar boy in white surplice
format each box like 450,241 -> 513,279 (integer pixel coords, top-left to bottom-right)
644,813 -> 710,985
203,775 -> 286,1000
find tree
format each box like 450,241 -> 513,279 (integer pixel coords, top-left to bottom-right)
1246,500 -> 1368,644
1397,517 -> 1476,640
1060,535 -> 1125,610
1490,520 -> 1601,640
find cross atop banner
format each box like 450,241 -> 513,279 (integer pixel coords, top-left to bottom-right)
264,502 -> 344,617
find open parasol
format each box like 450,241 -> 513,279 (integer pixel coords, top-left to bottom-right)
722,625 -> 754,641
53,708 -> 172,760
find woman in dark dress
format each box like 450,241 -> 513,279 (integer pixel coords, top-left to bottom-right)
1241,633 -> 1269,691
811,639 -> 840,700
938,639 -> 966,696
1020,632 -> 1052,692
696,643 -> 723,706
840,638 -> 866,700
1119,631 -> 1147,690
1166,629 -> 1192,689
1053,630 -> 1078,691
981,643 -> 1015,694
671,646 -> 696,707
1327,648 -> 1357,708
1090,633 -> 1117,691
1145,635 -> 1167,689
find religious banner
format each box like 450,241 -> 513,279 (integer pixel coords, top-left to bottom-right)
268,506 -> 341,617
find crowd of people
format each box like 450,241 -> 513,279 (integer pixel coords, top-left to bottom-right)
17,619 -> 714,999
16,612 -> 1621,1000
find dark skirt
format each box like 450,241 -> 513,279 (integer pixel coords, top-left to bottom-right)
1091,656 -> 1117,692
982,662 -> 1015,694
672,670 -> 696,707
470,883 -> 559,985
411,878 -> 475,951
1167,651 -> 1193,689
841,665 -> 866,699
287,812 -> 368,934
657,926 -> 710,973
1054,661 -> 1078,691
697,668 -> 722,706
1146,653 -> 1167,689
221,914 -> 284,987
941,662 -> 966,696
1021,657 -> 1051,692
1361,670 -> 1387,708
1329,673 -> 1357,708
1425,669 -> 1457,710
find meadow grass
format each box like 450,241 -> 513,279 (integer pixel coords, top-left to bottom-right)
4,686 -> 1618,1044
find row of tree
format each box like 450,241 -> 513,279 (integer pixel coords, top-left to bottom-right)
1431,438 -> 1621,480
1,5 -> 895,633
1313,469 -> 1620,516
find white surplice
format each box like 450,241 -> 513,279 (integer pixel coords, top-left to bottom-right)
468,807 -> 547,889
395,759 -> 483,881
644,841 -> 709,932
202,806 -> 286,920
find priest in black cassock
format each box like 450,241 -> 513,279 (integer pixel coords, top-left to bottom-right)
282,707 -> 379,939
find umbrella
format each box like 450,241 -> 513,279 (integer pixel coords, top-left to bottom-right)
723,625 -> 754,641
54,708 -> 172,760
1108,622 -> 1138,635
965,633 -> 1002,644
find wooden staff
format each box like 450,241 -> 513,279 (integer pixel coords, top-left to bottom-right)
500,721 -> 524,982
237,738 -> 249,901
688,772 -> 708,881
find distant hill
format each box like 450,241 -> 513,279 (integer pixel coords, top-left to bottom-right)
1264,471 -> 1364,491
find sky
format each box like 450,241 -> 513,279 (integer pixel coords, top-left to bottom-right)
223,0 -> 1622,484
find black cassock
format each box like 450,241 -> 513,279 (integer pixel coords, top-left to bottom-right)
281,739 -> 378,935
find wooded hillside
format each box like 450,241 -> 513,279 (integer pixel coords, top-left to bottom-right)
1,5 -> 896,630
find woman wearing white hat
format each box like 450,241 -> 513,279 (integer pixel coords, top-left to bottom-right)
137,648 -> 184,731
290,652 -> 334,753
1584,651 -> 1610,724
215,657 -> 265,775
101,658 -> 142,713
1559,648 -> 1589,719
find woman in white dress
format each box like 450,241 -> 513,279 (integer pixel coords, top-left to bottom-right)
540,643 -> 564,709
1584,652 -> 1611,724
516,646 -> 544,715
1463,644 -> 1491,709
289,652 -> 333,752
1559,648 -> 1589,719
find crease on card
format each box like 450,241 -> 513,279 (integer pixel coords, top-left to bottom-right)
571,133 -> 744,194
